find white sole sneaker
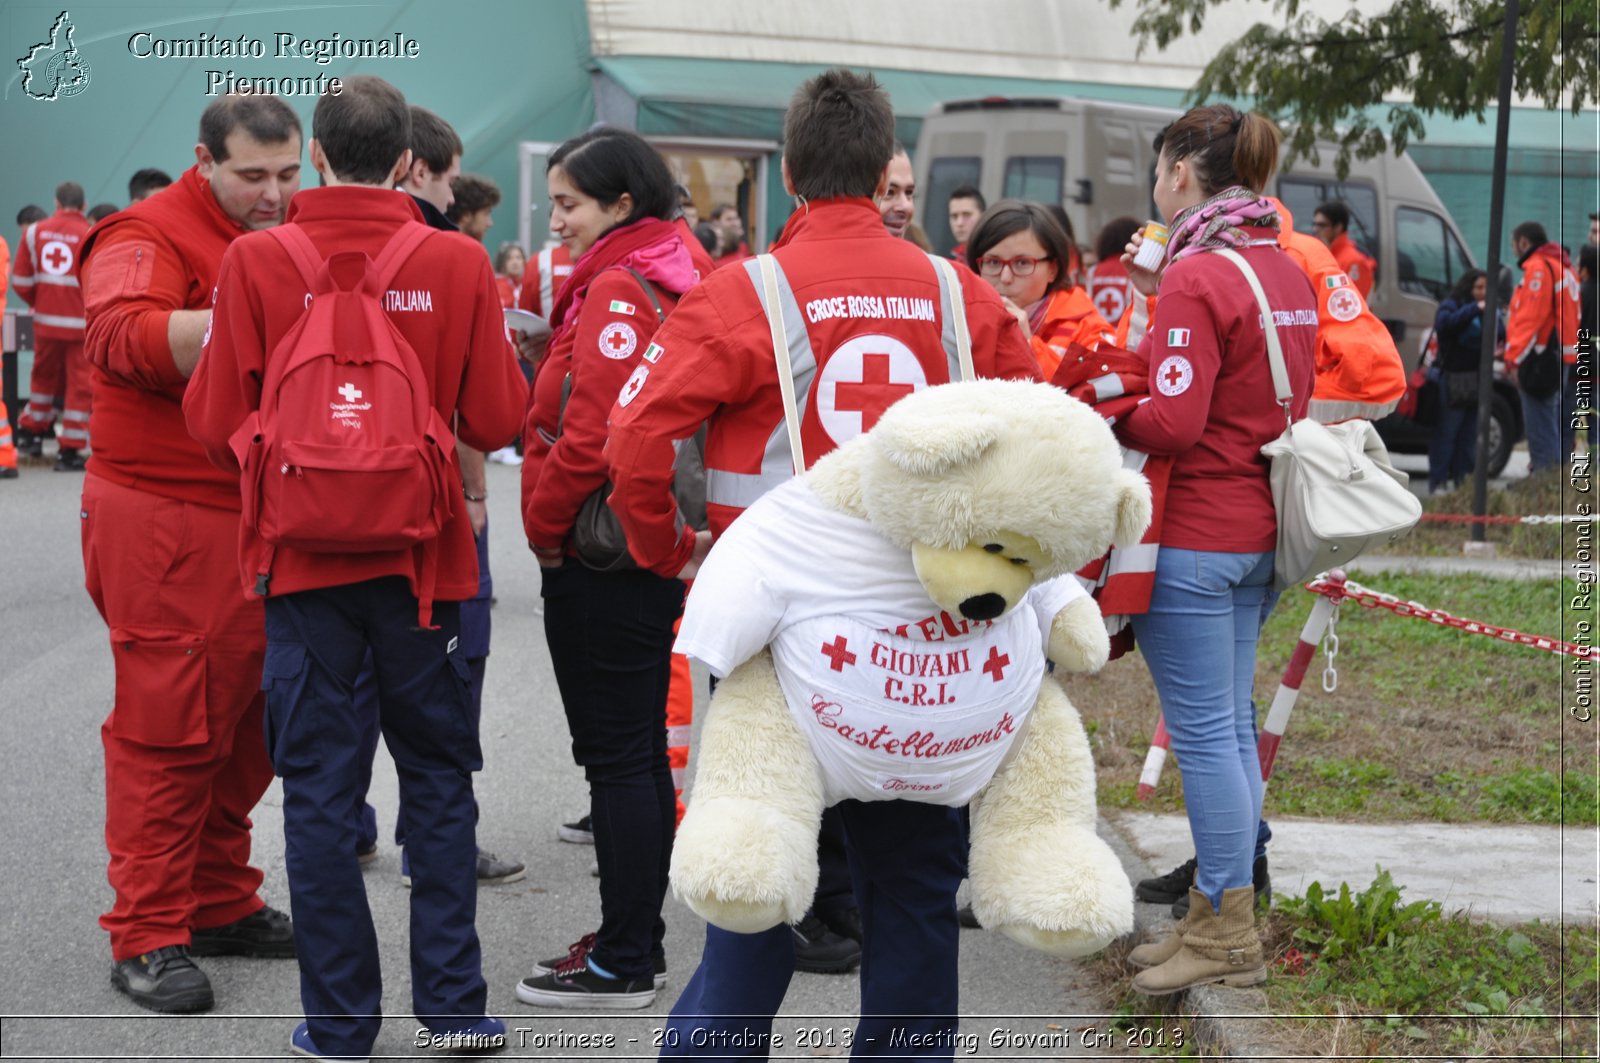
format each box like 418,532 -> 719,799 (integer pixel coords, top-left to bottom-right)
530,961 -> 666,990
515,976 -> 654,1009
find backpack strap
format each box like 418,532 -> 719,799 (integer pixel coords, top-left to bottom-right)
371,221 -> 437,293
267,225 -> 326,291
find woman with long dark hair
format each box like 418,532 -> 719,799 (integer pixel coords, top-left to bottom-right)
1429,268 -> 1499,492
517,127 -> 708,1009
1114,104 -> 1316,994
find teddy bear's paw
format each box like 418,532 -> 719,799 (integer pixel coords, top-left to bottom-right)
669,796 -> 818,934
969,826 -> 1134,957
996,922 -> 1118,959
1047,596 -> 1110,675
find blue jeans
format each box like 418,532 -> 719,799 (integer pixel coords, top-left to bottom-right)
1131,548 -> 1277,910
1428,401 -> 1478,490
1521,368 -> 1564,473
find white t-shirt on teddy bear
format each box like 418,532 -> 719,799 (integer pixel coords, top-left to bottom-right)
676,477 -> 1084,807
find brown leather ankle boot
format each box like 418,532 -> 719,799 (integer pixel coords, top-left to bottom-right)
1132,886 -> 1265,995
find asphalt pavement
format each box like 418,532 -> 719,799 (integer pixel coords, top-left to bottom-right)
0,458 -> 1129,1061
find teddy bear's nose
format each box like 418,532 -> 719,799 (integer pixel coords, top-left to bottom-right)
958,593 -> 1006,621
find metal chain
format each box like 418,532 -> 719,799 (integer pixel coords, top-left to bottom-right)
1321,605 -> 1340,693
1418,512 -> 1588,525
1304,576 -> 1592,659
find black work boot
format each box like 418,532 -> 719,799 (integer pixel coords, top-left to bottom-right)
110,945 -> 214,1013
189,905 -> 296,958
1135,856 -> 1196,905
791,912 -> 861,974
1170,855 -> 1271,919
53,447 -> 86,472
14,428 -> 43,459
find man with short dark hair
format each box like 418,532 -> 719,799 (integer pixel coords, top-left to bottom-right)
127,168 -> 173,202
11,180 -> 92,469
185,74 -> 526,1061
878,143 -> 915,239
398,105 -> 462,226
607,66 -> 1041,1055
79,92 -> 304,1014
447,173 -> 501,242
1507,220 -> 1579,472
710,202 -> 750,264
946,182 -> 984,258
1313,200 -> 1375,298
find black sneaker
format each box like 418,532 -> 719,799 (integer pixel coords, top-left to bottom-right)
1135,856 -> 1196,905
0,467 -> 17,480
356,840 -> 379,865
110,945 -> 214,1013
792,913 -> 861,974
53,448 -> 86,472
1170,855 -> 1272,919
190,905 -> 296,958
14,429 -> 42,460
957,904 -> 982,929
515,962 -> 655,1009
557,814 -> 594,844
530,932 -> 667,989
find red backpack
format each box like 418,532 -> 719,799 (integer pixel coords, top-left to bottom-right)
229,221 -> 457,626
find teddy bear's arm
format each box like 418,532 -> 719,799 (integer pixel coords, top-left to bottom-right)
1047,593 -> 1111,675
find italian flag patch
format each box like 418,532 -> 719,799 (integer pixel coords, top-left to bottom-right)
609,300 -> 636,315
1324,274 -> 1349,289
1167,327 -> 1191,347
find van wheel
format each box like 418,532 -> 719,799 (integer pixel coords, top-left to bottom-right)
1486,393 -> 1514,478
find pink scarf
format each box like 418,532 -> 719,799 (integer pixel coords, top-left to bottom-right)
548,217 -> 697,346
1166,186 -> 1280,262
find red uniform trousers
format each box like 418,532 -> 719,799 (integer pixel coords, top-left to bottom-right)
20,336 -> 93,449
81,474 -> 273,960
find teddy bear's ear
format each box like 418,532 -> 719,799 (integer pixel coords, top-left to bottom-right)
873,410 -> 1006,476
1112,469 -> 1154,548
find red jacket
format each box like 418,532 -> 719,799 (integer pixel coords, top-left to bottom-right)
80,167 -> 247,508
1328,233 -> 1376,299
517,243 -> 575,318
1507,242 -> 1580,367
1029,286 -> 1116,379
184,186 -> 527,602
607,197 -> 1042,577
521,267 -> 682,553
1115,241 -> 1316,553
12,207 -> 89,339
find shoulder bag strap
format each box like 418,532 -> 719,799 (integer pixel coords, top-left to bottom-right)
755,253 -> 806,474
625,267 -> 667,323
930,254 -> 975,380
1216,248 -> 1293,428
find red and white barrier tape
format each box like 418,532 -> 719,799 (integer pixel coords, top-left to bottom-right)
1136,567 -> 1585,798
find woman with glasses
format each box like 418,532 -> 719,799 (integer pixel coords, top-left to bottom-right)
966,200 -> 1115,379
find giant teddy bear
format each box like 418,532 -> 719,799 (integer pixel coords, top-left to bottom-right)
670,378 -> 1151,957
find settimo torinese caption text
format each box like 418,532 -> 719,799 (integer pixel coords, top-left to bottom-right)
126,31 -> 422,96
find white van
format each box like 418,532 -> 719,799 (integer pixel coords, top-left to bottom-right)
914,96 -> 1522,473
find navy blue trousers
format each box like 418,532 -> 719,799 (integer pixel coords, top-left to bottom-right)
354,519 -> 491,850
262,576 -> 486,1058
662,799 -> 965,1060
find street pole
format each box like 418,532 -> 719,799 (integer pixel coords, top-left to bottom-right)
1470,0 -> 1519,541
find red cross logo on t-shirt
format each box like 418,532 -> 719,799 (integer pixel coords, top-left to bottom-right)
983,646 -> 1011,683
835,353 -> 916,432
821,636 -> 858,672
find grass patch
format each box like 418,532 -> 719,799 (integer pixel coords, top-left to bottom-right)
1064,571 -> 1592,824
1255,870 -> 1599,1059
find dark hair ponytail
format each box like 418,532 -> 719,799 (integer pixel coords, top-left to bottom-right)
1153,104 -> 1282,195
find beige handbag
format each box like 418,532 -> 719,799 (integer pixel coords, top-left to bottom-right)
1217,249 -> 1422,590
